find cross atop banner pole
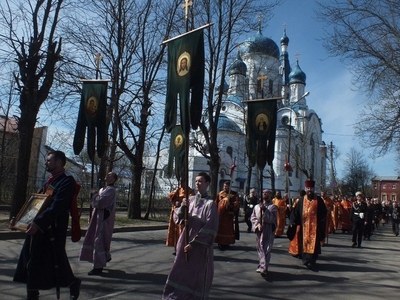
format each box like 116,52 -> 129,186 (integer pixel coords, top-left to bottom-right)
73,53 -> 111,221
163,0 -> 213,260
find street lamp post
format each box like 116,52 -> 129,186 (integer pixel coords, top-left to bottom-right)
284,91 -> 310,199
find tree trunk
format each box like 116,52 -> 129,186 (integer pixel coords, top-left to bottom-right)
10,108 -> 38,218
144,127 -> 165,220
128,164 -> 142,219
208,157 -> 220,200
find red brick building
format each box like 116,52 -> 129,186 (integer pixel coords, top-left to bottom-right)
371,176 -> 400,203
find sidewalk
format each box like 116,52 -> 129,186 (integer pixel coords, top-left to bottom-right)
0,208 -> 168,240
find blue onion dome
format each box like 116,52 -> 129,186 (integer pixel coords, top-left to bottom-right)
225,95 -> 243,107
217,115 -> 243,133
280,28 -> 289,45
229,52 -> 247,76
239,29 -> 280,59
289,60 -> 306,84
215,79 -> 229,94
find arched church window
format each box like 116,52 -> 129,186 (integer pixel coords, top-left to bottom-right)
227,146 -> 233,158
268,79 -> 273,95
281,116 -> 289,126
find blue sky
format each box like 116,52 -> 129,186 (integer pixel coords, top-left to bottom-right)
258,0 -> 398,178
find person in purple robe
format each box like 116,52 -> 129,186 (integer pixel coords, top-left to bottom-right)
163,172 -> 219,300
79,171 -> 118,275
251,189 -> 278,278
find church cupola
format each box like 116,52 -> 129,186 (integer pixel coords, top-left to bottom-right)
289,58 -> 307,107
229,52 -> 247,76
289,59 -> 306,85
239,29 -> 280,59
280,27 -> 289,49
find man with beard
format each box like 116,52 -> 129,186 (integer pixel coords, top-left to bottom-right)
10,151 -> 81,300
288,179 -> 327,269
215,181 -> 240,250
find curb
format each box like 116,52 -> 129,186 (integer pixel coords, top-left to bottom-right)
0,225 -> 168,241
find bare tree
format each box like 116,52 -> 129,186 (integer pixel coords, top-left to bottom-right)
191,0 -> 281,198
63,0 -> 181,219
0,76 -> 19,202
0,0 -> 64,217
317,0 -> 400,161
341,147 -> 375,196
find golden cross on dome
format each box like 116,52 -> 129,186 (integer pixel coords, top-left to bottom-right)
257,14 -> 264,31
182,0 -> 193,20
257,72 -> 268,89
295,51 -> 300,62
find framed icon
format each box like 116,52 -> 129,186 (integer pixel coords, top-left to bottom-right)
11,194 -> 53,232
177,52 -> 191,76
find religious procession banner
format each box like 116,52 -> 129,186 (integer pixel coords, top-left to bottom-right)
166,125 -> 186,181
246,98 -> 277,170
73,80 -> 108,161
164,28 -> 205,136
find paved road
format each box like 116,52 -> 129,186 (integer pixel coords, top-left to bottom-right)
1,224 -> 399,300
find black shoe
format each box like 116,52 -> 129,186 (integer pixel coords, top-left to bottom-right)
260,271 -> 267,278
88,268 -> 103,276
351,243 -> 356,248
218,244 -> 228,251
106,257 -> 112,262
70,278 -> 81,300
396,232 -> 399,236
27,290 -> 39,300
357,245 -> 362,248
367,238 -> 371,241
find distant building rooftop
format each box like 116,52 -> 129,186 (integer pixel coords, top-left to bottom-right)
372,176 -> 400,181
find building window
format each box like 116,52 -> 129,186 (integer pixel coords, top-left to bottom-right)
382,183 -> 386,189
391,194 -> 396,201
226,146 -> 233,158
382,194 -> 387,201
392,184 -> 396,189
374,183 -> 377,189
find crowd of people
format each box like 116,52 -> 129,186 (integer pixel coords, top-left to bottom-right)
162,177 -> 400,298
9,154 -> 400,299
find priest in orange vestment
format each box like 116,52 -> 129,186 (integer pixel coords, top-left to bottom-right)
272,191 -> 287,237
165,181 -> 194,253
289,180 -> 327,269
215,181 -> 240,250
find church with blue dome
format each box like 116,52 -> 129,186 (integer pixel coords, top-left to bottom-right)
187,27 -> 327,197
